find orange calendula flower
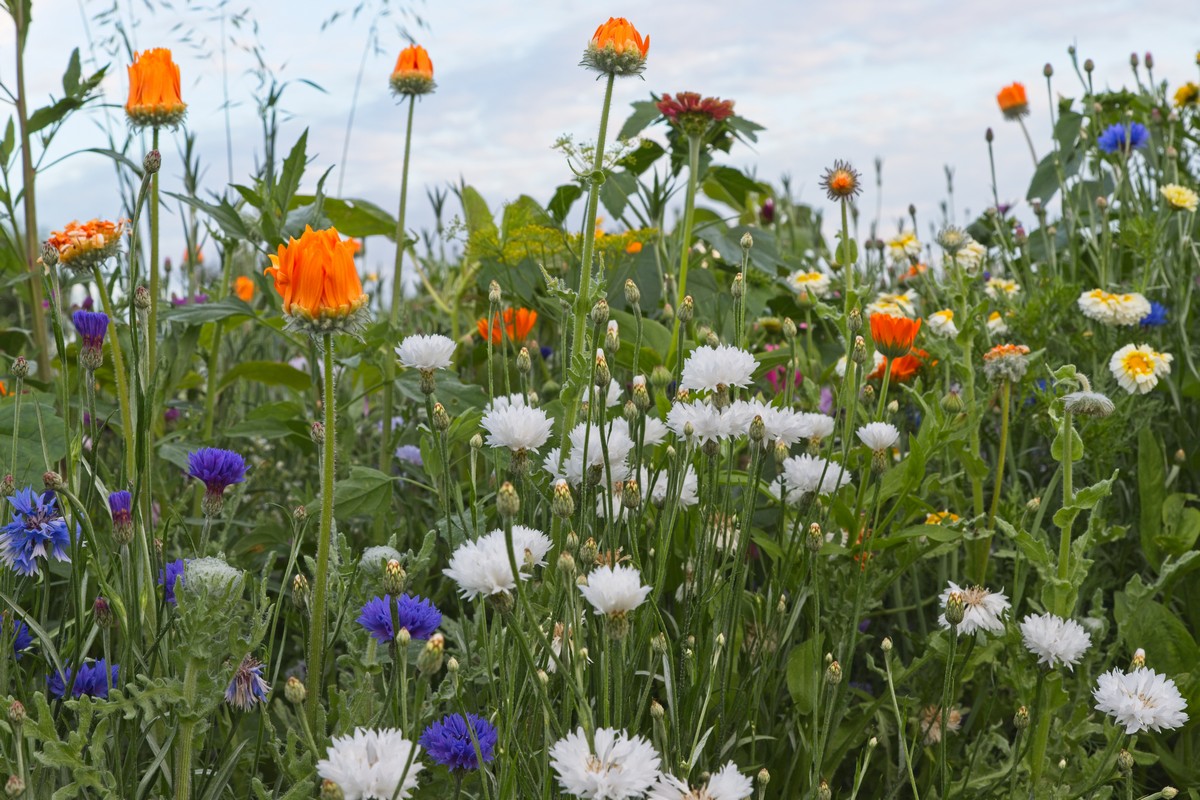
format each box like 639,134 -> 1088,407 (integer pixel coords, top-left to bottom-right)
477,308 -> 538,345
996,82 -> 1029,120
583,17 -> 649,76
983,343 -> 1031,361
983,343 -> 1031,383
899,263 -> 928,283
183,247 -> 203,265
45,219 -> 126,272
1175,82 -> 1199,107
234,276 -> 255,302
126,48 -> 187,128
625,240 -> 643,255
0,380 -> 7,397
390,44 -> 436,96
264,226 -> 369,336
869,349 -> 931,384
870,314 -> 921,359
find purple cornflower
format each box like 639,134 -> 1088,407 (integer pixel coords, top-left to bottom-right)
71,310 -> 109,371
170,293 -> 209,306
186,448 -> 247,516
1098,122 -> 1149,154
48,660 -> 119,699
2,614 -> 32,660
108,491 -> 133,546
225,654 -> 270,711
760,197 -> 776,225
159,558 -> 186,606
419,713 -> 499,771
1,487 -> 72,576
356,594 -> 442,644
1140,301 -> 1168,327
81,296 -> 95,311
394,444 -> 424,467
163,407 -> 181,424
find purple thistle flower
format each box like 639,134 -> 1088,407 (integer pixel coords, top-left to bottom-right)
48,660 -> 119,699
1,487 -> 72,576
225,654 -> 270,711
1098,122 -> 1149,154
2,613 -> 32,660
356,594 -> 442,644
186,448 -> 247,516
159,558 -> 186,606
419,713 -> 499,771
71,310 -> 109,371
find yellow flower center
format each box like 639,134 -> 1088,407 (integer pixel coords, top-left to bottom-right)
1121,351 -> 1154,377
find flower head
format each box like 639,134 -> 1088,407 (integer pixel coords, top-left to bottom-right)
1,487 -> 72,576
1094,667 -> 1189,733
159,558 -> 186,605
45,219 -> 126,271
2,613 -> 32,660
938,581 -> 1009,635
481,404 -> 554,453
1062,390 -> 1115,418
126,48 -> 186,128
680,345 -> 757,393
1110,344 -> 1172,395
357,594 -> 442,644
984,277 -> 1021,300
867,290 -> 918,318
1140,301 -> 1168,327
550,726 -> 661,799
187,448 -> 247,517
928,309 -> 958,338
419,713 -> 498,771
1175,82 -> 1199,107
396,334 -> 456,371
869,349 -> 931,384
650,762 -> 754,800
982,343 -> 1031,383
786,270 -> 831,299
666,400 -> 732,444
234,276 -> 255,302
48,660 -> 120,699
870,314 -> 920,359
996,82 -> 1029,119
857,422 -> 899,452
986,311 -> 1008,335
926,510 -> 960,526
820,160 -> 861,201
477,307 -> 537,344
390,44 -> 436,96
919,705 -> 964,746
1161,184 -> 1198,213
1077,289 -> 1151,327
579,564 -> 651,617
887,231 -> 922,265
779,454 -> 852,502
225,654 -> 270,711
443,526 -> 552,600
317,727 -> 424,800
583,17 -> 650,77
1020,613 -> 1091,670
657,92 -> 734,136
265,226 -> 368,336
1098,122 -> 1149,154
72,310 -> 109,371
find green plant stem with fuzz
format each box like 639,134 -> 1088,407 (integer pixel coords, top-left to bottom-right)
840,198 -> 854,320
1054,408 -> 1076,616
175,657 -> 202,800
380,95 -> 418,473
883,648 -> 921,800
977,378 -> 1012,580
939,625 -> 958,800
1028,670 -> 1051,787
563,72 -> 615,445
148,126 -> 161,384
667,132 -> 702,362
92,265 -> 137,477
10,1 -> 52,382
306,335 -> 337,728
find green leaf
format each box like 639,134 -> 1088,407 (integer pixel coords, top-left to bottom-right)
701,165 -> 766,210
547,183 -> 583,226
785,637 -> 822,715
218,361 -> 311,393
1050,425 -> 1084,462
161,297 -> 254,325
461,185 -> 498,239
616,100 -> 662,141
330,466 -> 396,518
294,196 -> 397,239
1159,493 -> 1200,558
0,391 -> 68,489
276,130 -> 309,218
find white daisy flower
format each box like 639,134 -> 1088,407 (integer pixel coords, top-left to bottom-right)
481,404 -> 554,452
928,309 -> 959,338
796,412 -> 836,442
787,270 -> 831,298
779,454 -> 852,502
550,726 -> 661,800
986,311 -> 1009,336
1077,289 -> 1152,326
649,762 -> 753,800
1109,344 -> 1172,395
866,290 -> 918,318
1019,613 -> 1091,670
579,564 -> 651,617
641,464 -> 699,507
938,581 -> 1010,636
666,400 -> 731,444
443,526 -> 552,600
680,345 -> 757,393
1093,667 -> 1189,734
836,351 -> 885,377
316,728 -> 423,800
856,422 -> 900,452
984,277 -> 1021,300
953,240 -> 988,274
1161,183 -> 1199,212
886,231 -> 922,265
553,422 -> 636,485
395,334 -> 456,370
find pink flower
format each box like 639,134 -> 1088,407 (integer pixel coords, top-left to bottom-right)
764,344 -> 802,393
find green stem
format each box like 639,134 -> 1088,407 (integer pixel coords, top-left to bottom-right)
939,626 -> 958,800
92,265 -> 137,478
977,379 -> 1011,581
1054,409 -> 1075,616
306,335 -> 337,728
667,133 -> 702,361
175,657 -> 202,800
1029,671 -> 1050,786
380,95 -> 417,472
148,126 -> 161,384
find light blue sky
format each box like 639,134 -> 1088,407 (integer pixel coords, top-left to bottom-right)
8,0 -> 1199,290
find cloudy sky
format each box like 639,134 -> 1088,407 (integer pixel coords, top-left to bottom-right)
9,0 -> 1199,289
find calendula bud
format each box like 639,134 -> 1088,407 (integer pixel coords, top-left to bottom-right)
488,280 -> 502,305
383,559 -> 407,595
285,676 -> 307,704
678,296 -> 694,323
310,421 -> 325,445
432,402 -> 451,432
11,357 -> 28,379
782,317 -> 798,339
320,779 -> 345,800
7,701 -> 25,727
134,285 -> 151,310
144,149 -> 161,174
497,481 -> 520,519
731,272 -> 744,299
825,660 -> 842,685
591,298 -> 610,327
418,632 -> 445,676
1014,705 -> 1030,730
624,279 -> 641,306
42,471 -> 64,492
945,591 -> 966,625
594,349 -> 611,388
93,596 -> 116,629
605,320 -> 620,353
807,523 -> 823,553
851,336 -> 868,365
1117,749 -> 1134,775
516,347 -> 532,374
292,574 -> 311,611
552,479 -> 575,519
941,389 -> 964,414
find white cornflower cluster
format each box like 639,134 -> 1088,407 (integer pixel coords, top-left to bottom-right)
443,526 -> 552,600
856,422 -> 900,452
481,403 -> 554,452
544,421 -> 638,486
579,564 -> 651,617
550,727 -> 661,799
316,728 -> 423,800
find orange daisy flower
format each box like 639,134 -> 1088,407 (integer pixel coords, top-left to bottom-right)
870,313 -> 921,359
126,48 -> 187,128
477,308 -> 538,345
996,83 -> 1029,120
234,276 -> 255,302
264,226 -> 368,335
583,17 -> 649,76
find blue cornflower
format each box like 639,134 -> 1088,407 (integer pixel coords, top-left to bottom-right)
159,558 -> 186,606
356,594 -> 442,644
394,444 -> 424,467
1098,122 -> 1149,154
108,490 -> 133,545
48,660 -> 120,699
72,310 -> 109,371
2,614 -> 33,660
225,654 -> 270,711
539,345 -> 554,361
1140,301 -> 1168,327
1,487 -> 72,576
186,448 -> 247,516
419,713 -> 499,771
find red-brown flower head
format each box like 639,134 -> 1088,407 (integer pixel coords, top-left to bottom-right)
657,92 -> 735,137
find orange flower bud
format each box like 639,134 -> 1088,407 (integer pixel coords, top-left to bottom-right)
583,17 -> 649,76
996,82 -> 1029,120
126,48 -> 187,128
234,276 -> 255,302
264,226 -> 368,336
390,44 -> 436,96
869,313 -> 921,359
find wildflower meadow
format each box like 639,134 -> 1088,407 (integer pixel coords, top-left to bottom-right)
2,5 -> 1200,799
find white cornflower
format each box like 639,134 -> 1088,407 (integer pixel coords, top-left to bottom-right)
639,464 -> 699,507
443,526 -> 551,600
649,762 -> 753,800
604,378 -> 623,408
797,412 -> 836,443
481,404 -> 554,452
986,311 -> 1009,336
836,351 -> 885,377
316,727 -> 423,800
1109,344 -> 1172,395
1077,289 -> 1151,326
786,270 -> 831,298
484,393 -> 529,414
680,345 -> 757,393
928,309 -> 959,338
1019,613 -> 1091,670
554,422 -> 636,485
395,334 -> 456,370
919,705 -> 965,746
641,417 -> 669,446
550,727 -> 662,800
1093,667 -> 1189,734
780,454 -> 852,502
579,564 -> 651,617
938,581 -> 1010,636
856,422 -> 900,452
667,400 -> 731,444
984,277 -> 1021,300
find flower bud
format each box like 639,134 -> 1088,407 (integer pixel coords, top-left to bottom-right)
470,433 -> 483,450
782,317 -> 798,339
285,676 -> 307,704
291,574 -> 311,612
605,320 -> 620,353
1014,705 -> 1030,730
432,402 -> 451,432
594,350 -> 611,388
941,389 -> 964,414
293,505 -> 308,522
678,296 -> 694,323
945,591 -> 966,626
417,632 -> 445,676
818,779 -> 831,800
447,656 -> 459,674
650,699 -> 665,719
557,551 -> 576,578
851,336 -> 867,365
320,780 -> 345,800
848,308 -> 863,333
886,400 -> 899,414
1163,787 -> 1178,799
624,278 -> 641,306
516,347 -> 532,374
1117,749 -> 1134,775
825,660 -> 842,685
1084,58 -> 1094,73
7,701 -> 24,727
882,636 -> 893,652
621,479 -> 641,511
757,769 -> 770,787
93,596 -> 116,629
397,627 -> 412,647
553,479 -> 575,519
42,471 -> 65,492
862,385 -> 875,404
591,298 -> 610,327
144,149 -> 161,174
134,285 -> 151,311
731,272 -> 744,300
488,280 -> 502,305
5,776 -> 24,798
11,357 -> 28,379
383,559 -> 407,595
705,330 -> 719,348
1043,63 -> 1053,77
39,241 -> 59,270
1131,648 -> 1146,669
650,365 -> 673,394
986,127 -> 994,143
579,537 -> 599,565
310,422 -> 325,445
774,439 -> 789,467
806,523 -> 823,553
497,481 -> 520,519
